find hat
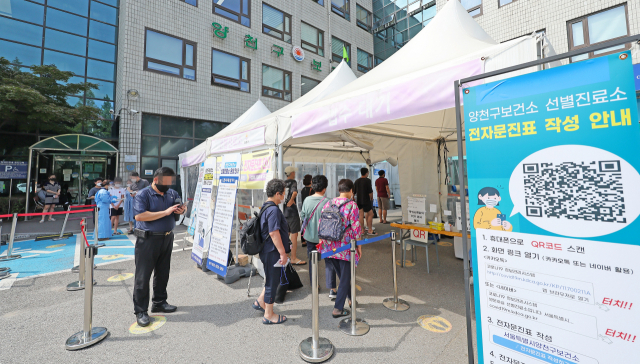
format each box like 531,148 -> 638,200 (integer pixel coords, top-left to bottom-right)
284,166 -> 298,176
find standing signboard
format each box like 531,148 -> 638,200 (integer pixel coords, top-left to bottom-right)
191,158 -> 216,265
187,163 -> 204,236
239,150 -> 273,190
407,196 -> 426,225
463,52 -> 640,363
206,153 -> 241,276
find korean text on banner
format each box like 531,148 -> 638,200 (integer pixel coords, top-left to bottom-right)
463,51 -> 640,364
206,153 -> 241,276
210,126 -> 266,155
192,158 -> 216,265
240,150 -> 274,189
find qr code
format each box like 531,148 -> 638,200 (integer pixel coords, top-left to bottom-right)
523,161 -> 626,223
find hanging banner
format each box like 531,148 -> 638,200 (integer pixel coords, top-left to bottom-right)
209,126 -> 265,154
463,52 -> 640,364
191,158 -> 216,265
188,163 -> 204,236
206,153 -> 241,276
240,149 -> 274,189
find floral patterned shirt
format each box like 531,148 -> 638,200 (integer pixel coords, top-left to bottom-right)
318,197 -> 363,265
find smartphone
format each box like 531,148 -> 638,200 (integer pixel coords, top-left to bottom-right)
497,214 -> 506,221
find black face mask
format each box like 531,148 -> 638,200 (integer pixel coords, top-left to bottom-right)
155,183 -> 169,193
50,178 -> 56,182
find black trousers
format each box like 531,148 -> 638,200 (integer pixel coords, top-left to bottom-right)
325,258 -> 351,311
133,232 -> 174,314
260,249 -> 281,305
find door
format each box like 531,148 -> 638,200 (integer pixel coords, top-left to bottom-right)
81,161 -> 107,202
53,158 -> 81,205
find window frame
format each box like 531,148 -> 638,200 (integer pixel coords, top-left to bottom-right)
143,28 -> 197,81
211,47 -> 251,93
331,36 -> 351,65
262,64 -> 292,102
498,0 -> 515,7
180,0 -> 197,6
262,3 -> 292,43
301,75 -> 321,96
462,0 -> 482,17
356,48 -> 372,73
213,0 -> 251,27
356,4 -> 372,32
311,0 -> 324,6
300,21 -> 324,56
567,4 -> 630,62
331,0 -> 350,21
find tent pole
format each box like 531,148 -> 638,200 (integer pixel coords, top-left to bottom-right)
24,148 -> 33,218
277,145 -> 284,180
455,80 -> 474,364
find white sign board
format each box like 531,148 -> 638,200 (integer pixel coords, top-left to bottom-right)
206,153 -> 241,276
192,158 -> 215,265
407,197 -> 426,225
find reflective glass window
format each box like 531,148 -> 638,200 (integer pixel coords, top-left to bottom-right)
211,49 -> 250,92
46,8 -> 87,36
88,39 -> 116,62
48,0 -> 89,16
90,1 -> 117,25
43,49 -> 86,75
86,78 -> 114,100
145,29 -> 196,80
45,29 -> 87,56
568,5 -> 630,62
160,137 -> 192,156
301,75 -> 320,96
87,59 -> 114,81
142,114 -> 160,135
0,40 -> 41,66
332,0 -> 350,20
301,22 -> 324,56
331,36 -> 350,65
0,16 -> 42,46
357,48 -> 372,73
356,4 -> 371,31
0,0 -> 44,24
161,116 -> 192,138
96,0 -> 118,6
194,121 -> 224,136
262,64 -> 291,101
141,136 -> 159,156
213,0 -> 250,27
89,20 -> 116,43
262,3 -> 291,43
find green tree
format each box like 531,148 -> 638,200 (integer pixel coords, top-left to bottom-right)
0,57 -> 102,133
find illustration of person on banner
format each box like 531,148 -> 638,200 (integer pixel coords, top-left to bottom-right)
473,186 -> 512,231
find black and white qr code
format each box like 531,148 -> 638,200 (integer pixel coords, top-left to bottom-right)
523,160 -> 626,223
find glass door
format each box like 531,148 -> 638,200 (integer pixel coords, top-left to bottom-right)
81,160 -> 107,202
53,157 -> 82,205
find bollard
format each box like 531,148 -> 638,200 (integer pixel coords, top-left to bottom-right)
383,231 -> 410,311
0,213 -> 21,262
299,251 -> 334,362
338,239 -> 370,336
65,244 -> 108,350
53,206 -> 72,241
68,218 -> 96,291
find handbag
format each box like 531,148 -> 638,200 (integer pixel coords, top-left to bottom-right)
274,264 -> 304,304
301,197 -> 326,238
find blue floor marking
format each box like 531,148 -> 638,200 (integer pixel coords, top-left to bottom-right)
0,229 -> 135,279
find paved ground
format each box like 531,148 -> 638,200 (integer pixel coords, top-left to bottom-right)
0,209 -> 478,363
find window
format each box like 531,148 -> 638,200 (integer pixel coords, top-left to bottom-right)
262,65 -> 291,101
356,4 -> 372,31
498,0 -> 514,6
211,48 -> 250,92
312,0 -> 324,6
332,0 -> 350,21
331,36 -> 350,65
213,0 -> 250,27
262,3 -> 291,43
568,4 -> 630,62
301,75 -> 320,96
461,0 -> 482,17
357,48 -> 372,73
144,29 -> 197,80
301,22 -> 324,56
181,0 -> 197,6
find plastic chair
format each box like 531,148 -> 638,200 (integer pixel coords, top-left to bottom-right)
401,232 -> 440,273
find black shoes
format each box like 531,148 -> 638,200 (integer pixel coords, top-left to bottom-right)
136,312 -> 150,327
151,302 -> 178,313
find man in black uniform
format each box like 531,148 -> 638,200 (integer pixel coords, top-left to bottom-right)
133,167 -> 186,327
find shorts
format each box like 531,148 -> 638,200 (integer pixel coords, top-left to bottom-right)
357,200 -> 372,213
377,197 -> 390,210
284,206 -> 301,233
110,208 -> 123,216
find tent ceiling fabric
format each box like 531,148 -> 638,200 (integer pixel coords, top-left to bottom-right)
30,134 -> 118,153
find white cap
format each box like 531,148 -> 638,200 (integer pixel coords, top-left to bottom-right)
284,166 -> 298,176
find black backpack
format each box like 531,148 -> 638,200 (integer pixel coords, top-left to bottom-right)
240,201 -> 276,255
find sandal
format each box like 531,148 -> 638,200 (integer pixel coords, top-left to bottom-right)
113,231 -> 122,235
368,230 -> 378,235
127,230 -> 134,235
291,260 -> 307,265
252,300 -> 265,313
332,309 -> 350,318
262,315 -> 287,325
49,218 -> 56,222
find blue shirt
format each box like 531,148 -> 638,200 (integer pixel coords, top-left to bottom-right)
88,186 -> 101,205
133,186 -> 180,232
260,201 -> 291,254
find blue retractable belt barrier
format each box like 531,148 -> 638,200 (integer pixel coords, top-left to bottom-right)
320,233 -> 392,259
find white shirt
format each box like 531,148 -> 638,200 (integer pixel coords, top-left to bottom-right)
109,187 -> 126,209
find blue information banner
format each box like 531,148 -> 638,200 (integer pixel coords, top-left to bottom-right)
633,63 -> 640,91
463,52 -> 640,364
0,161 -> 28,179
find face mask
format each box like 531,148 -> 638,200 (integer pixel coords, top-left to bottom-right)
155,183 -> 169,193
130,178 -> 136,183
115,183 -> 122,188
50,178 -> 56,182
485,199 -> 498,207
96,183 -> 102,186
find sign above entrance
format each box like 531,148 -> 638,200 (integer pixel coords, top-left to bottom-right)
0,161 -> 27,179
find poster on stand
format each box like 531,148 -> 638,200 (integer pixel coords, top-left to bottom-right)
191,158 -> 216,265
206,153 -> 241,276
463,51 -> 640,364
407,196 -> 426,224
240,150 -> 273,189
188,163 -> 204,236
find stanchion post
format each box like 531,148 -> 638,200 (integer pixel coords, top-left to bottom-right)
299,251 -> 334,362
383,231 -> 409,311
65,244 -> 108,350
53,206 -> 72,241
0,213 -> 21,262
68,218 -> 96,291
339,239 -> 369,336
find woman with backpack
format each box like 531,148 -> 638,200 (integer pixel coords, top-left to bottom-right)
317,179 -> 363,318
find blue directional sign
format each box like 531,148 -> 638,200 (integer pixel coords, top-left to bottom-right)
0,161 -> 28,179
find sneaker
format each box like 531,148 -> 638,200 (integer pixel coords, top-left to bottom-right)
329,290 -> 337,301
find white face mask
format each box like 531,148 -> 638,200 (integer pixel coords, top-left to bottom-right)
96,183 -> 102,186
485,198 -> 498,207
130,178 -> 136,183
115,183 -> 122,188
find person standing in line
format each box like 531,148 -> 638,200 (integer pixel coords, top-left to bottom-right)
109,177 -> 126,235
317,179 -> 363,318
354,168 -> 376,235
132,167 -> 185,327
124,179 -> 135,234
129,172 -> 150,196
299,174 -> 314,248
300,175 -> 336,292
283,166 -> 306,265
94,181 -> 112,241
252,179 -> 290,325
40,174 -> 60,223
375,170 -> 391,224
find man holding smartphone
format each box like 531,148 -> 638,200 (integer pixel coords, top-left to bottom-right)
132,167 -> 186,327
